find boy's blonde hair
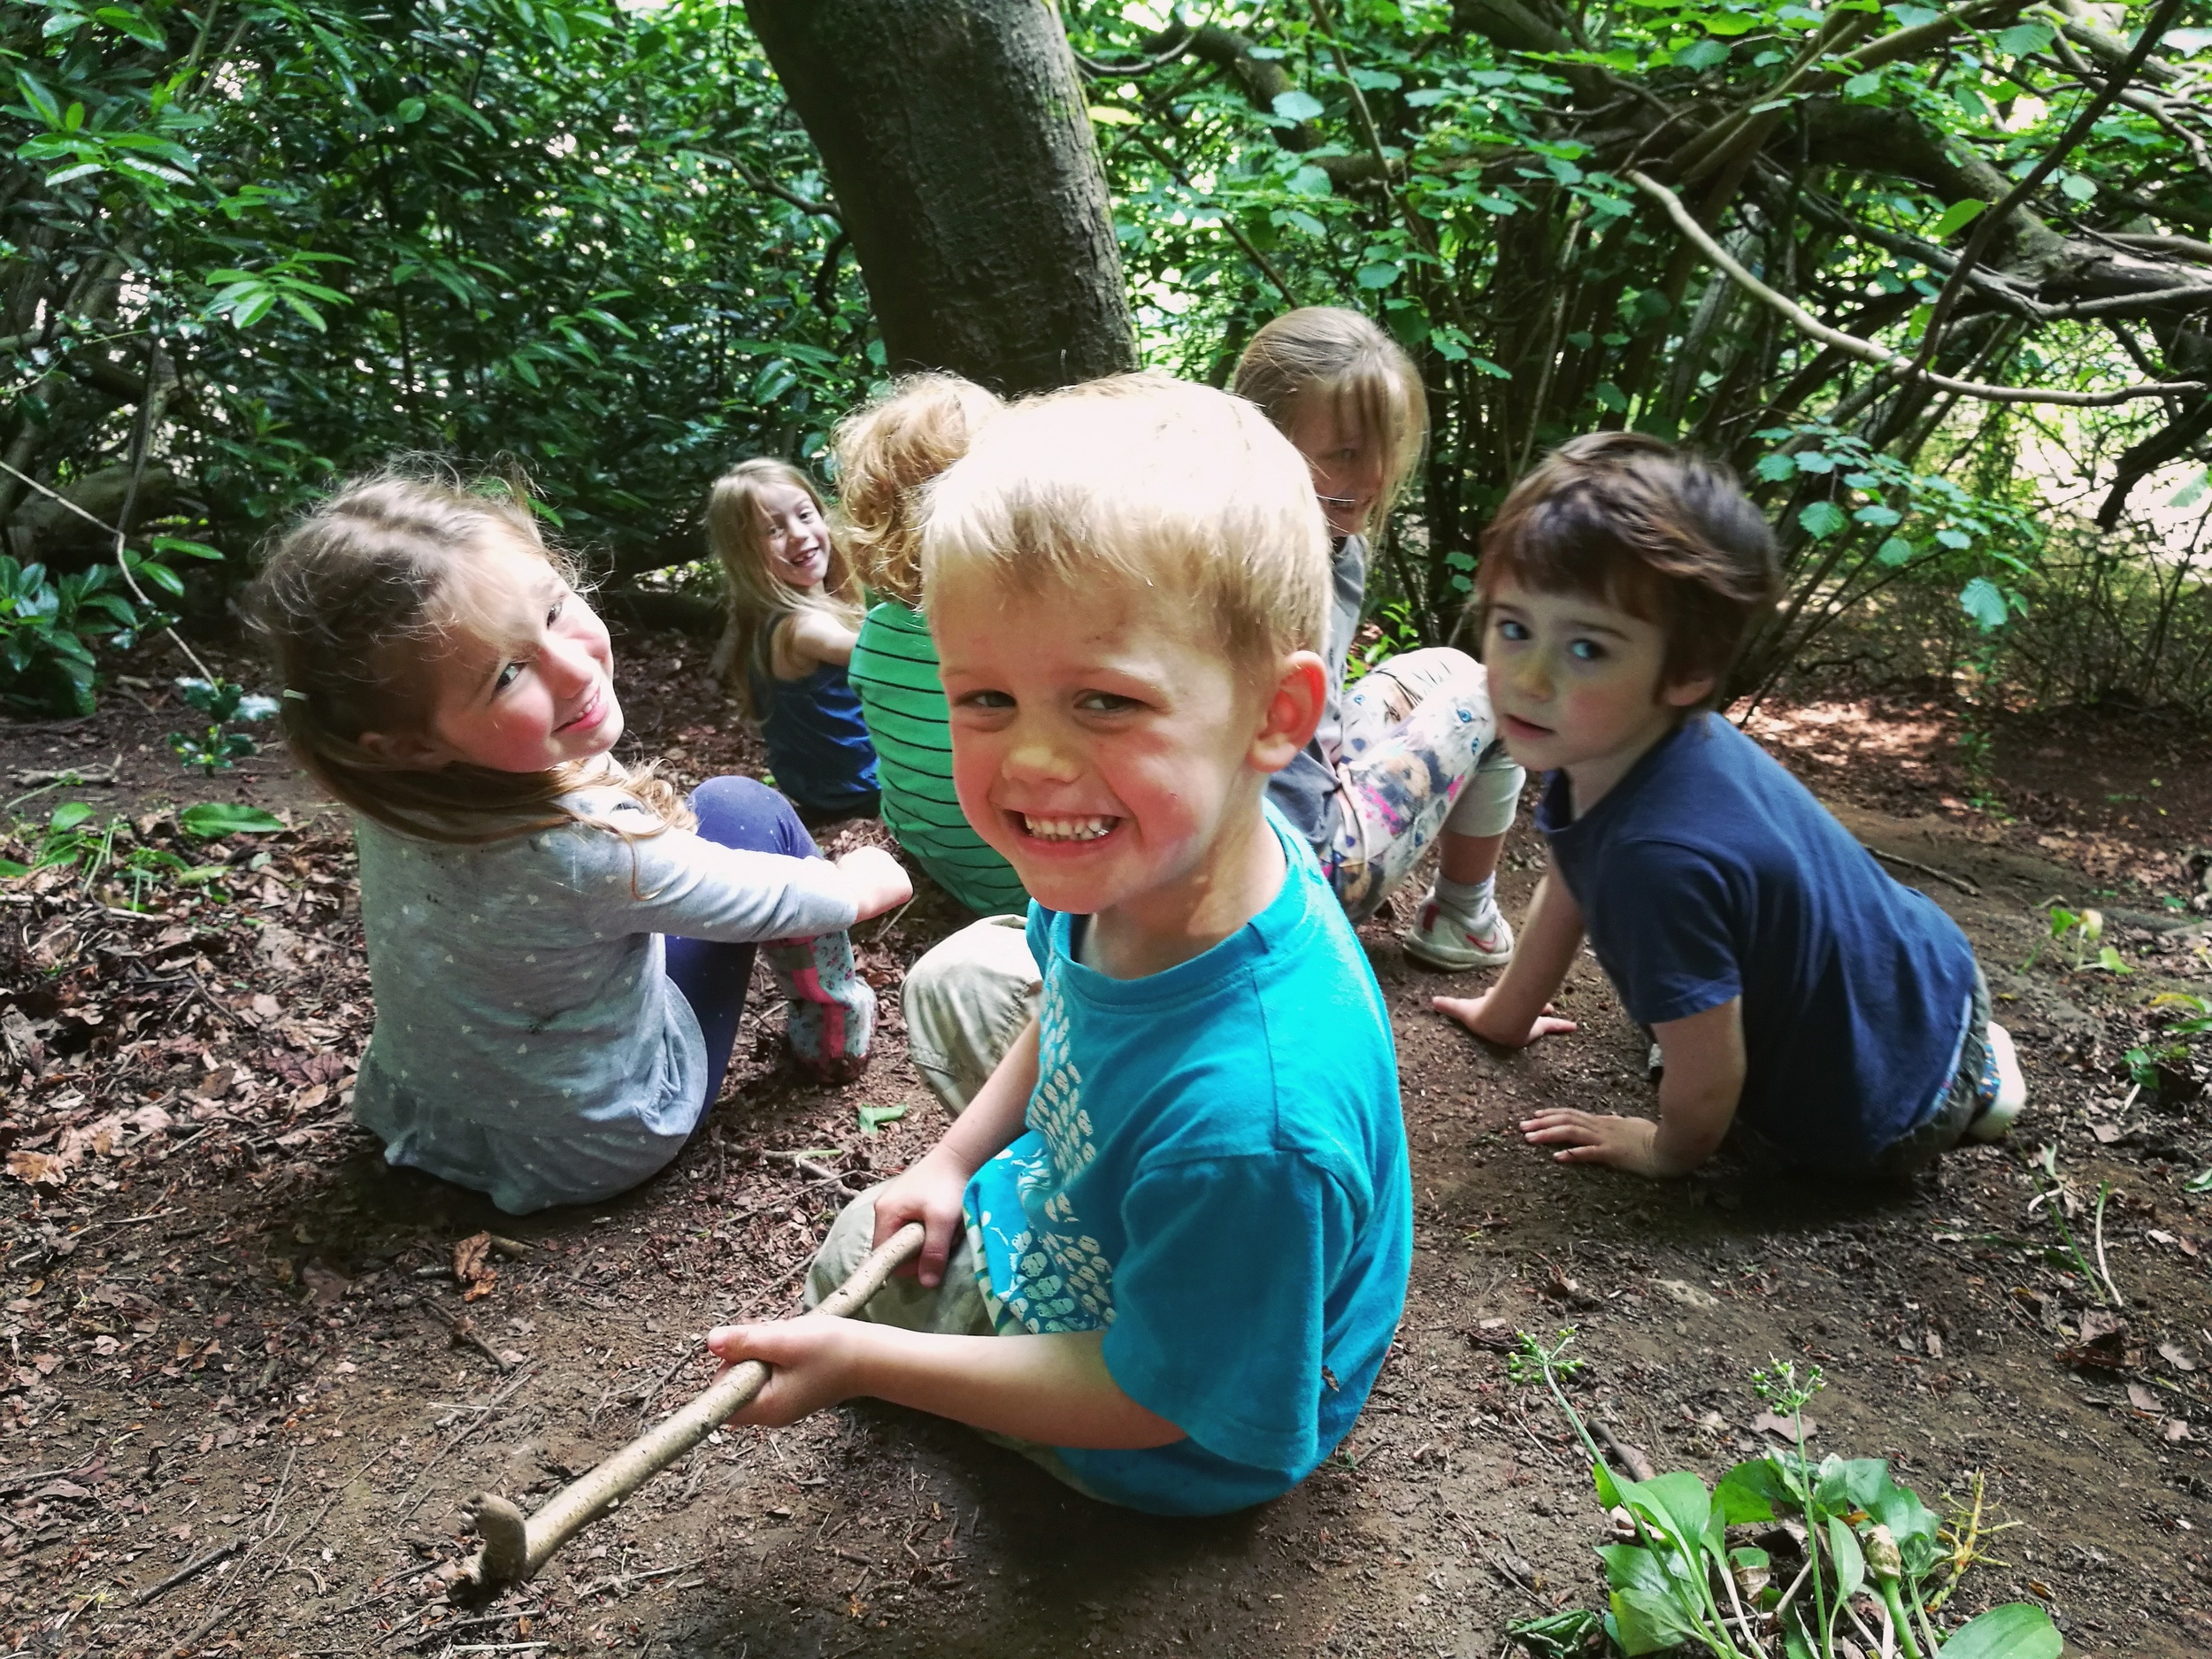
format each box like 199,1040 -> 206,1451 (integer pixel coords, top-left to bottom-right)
833,374 -> 1002,607
922,372 -> 1328,667
1233,306 -> 1428,532
246,469 -> 691,844
704,457 -> 864,713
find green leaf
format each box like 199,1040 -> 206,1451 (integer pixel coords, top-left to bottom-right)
1793,450 -> 1836,474
0,858 -> 30,879
150,536 -> 224,561
1624,1471 -> 1716,1554
1827,1515 -> 1865,1601
15,70 -> 61,127
1598,1547 -> 1709,1655
1704,12 -> 1756,35
50,801 -> 96,833
1936,526 -> 1974,549
1798,501 -> 1847,540
180,803 -> 285,838
1995,22 -> 2055,57
1714,1459 -> 1790,1524
1935,1602 -> 2062,1659
1959,576 -> 2008,631
1271,89 -> 1325,123
1877,536 -> 1916,567
1594,381 -> 1628,413
856,1102 -> 908,1135
1931,198 -> 1985,241
95,4 -> 166,48
2059,173 -> 2096,204
1887,4 -> 1943,27
1853,503 -> 1902,526
1676,38 -> 1730,71
1356,262 -> 1401,289
1755,452 -> 1797,482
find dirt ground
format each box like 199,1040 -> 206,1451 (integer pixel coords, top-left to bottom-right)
4,629 -> 2210,1659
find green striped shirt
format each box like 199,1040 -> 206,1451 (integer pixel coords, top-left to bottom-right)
848,602 -> 1031,917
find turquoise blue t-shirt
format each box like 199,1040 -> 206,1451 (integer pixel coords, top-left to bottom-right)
961,805 -> 1411,1515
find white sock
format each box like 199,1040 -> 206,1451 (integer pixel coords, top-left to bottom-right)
1432,874 -> 1496,917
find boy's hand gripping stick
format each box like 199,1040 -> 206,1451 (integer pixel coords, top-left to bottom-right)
451,1221 -> 926,1594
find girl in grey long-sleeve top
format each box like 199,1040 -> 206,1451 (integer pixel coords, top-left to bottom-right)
247,473 -> 912,1213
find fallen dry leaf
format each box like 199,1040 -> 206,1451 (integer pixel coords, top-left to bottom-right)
2160,1341 -> 2198,1373
1752,1411 -> 1815,1439
453,1231 -> 497,1302
2128,1383 -> 2161,1413
5,1149 -> 65,1186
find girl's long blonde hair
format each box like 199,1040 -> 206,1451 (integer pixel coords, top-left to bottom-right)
1232,306 -> 1428,534
832,374 -> 1002,607
704,458 -> 864,715
245,470 -> 691,845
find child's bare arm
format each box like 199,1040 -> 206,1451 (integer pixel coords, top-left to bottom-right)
830,845 -> 913,920
869,1018 -> 1040,1286
705,1320 -> 1186,1449
781,607 -> 859,671
1521,997 -> 1746,1178
1432,872 -> 1584,1047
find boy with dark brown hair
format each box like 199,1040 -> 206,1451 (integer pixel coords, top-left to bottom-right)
1436,432 -> 2024,1179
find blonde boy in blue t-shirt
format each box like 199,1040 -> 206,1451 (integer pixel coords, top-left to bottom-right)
706,374 -> 1413,1515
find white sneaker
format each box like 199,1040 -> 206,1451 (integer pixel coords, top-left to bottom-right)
1965,1020 -> 2027,1142
1402,893 -> 1516,970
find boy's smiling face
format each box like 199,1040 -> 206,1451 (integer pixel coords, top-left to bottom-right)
935,566 -> 1307,952
1482,574 -> 1711,808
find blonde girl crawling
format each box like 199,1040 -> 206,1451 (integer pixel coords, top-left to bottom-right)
1235,306 -> 1526,968
707,458 -> 879,822
249,473 -> 910,1215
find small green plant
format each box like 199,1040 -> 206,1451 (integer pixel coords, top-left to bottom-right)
0,552 -> 187,717
1,798 -> 285,910
167,677 -> 280,774
2024,903 -> 2131,975
1508,1331 -> 2062,1659
1346,596 -> 1425,684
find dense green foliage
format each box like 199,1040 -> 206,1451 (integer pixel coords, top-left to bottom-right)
6,0 -> 2211,713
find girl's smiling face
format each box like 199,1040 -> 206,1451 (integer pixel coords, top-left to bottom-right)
753,482 -> 833,592
1481,574 -> 1711,809
407,535 -> 625,773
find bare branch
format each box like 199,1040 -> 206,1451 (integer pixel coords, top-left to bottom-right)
1627,170 -> 2206,407
1914,0 -> 2190,367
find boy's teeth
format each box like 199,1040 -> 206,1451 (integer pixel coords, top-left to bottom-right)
1023,814 -> 1117,842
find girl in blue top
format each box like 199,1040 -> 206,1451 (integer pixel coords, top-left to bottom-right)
250,472 -> 910,1214
707,458 -> 881,821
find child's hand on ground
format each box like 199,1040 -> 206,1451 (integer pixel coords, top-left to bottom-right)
1432,990 -> 1578,1048
869,1150 -> 971,1287
704,1314 -> 859,1427
834,845 -> 913,919
1520,1109 -> 1661,1173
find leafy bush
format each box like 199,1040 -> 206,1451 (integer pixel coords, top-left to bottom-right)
0,551 -> 185,716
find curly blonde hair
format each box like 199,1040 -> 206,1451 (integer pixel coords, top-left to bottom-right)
832,374 -> 1002,607
246,469 -> 691,844
704,457 -> 864,713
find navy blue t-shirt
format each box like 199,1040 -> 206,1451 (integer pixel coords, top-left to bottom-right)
1537,714 -> 1977,1169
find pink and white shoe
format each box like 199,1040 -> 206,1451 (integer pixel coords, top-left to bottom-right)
1402,893 -> 1516,971
764,933 -> 877,1085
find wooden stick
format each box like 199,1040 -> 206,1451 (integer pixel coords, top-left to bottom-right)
1861,844 -> 1983,898
454,1221 -> 924,1592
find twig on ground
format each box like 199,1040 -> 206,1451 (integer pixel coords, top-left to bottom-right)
2093,1181 -> 2127,1308
131,1538 -> 244,1607
1592,1418 -> 1657,1482
635,1340 -> 707,1432
424,1302 -> 521,1371
572,1559 -> 703,1599
1862,845 -> 1982,897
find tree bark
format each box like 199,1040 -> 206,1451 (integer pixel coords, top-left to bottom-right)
742,0 -> 1137,395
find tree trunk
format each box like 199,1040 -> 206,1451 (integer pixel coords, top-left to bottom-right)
742,0 -> 1137,395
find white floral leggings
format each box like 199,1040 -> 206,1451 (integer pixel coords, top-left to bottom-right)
1323,647 -> 1527,923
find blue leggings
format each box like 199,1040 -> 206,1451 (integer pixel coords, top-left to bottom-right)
664,776 -> 818,1106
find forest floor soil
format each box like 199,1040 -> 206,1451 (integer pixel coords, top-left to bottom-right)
3,626 -> 2210,1658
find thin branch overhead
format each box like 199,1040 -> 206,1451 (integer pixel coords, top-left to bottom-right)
1627,171 -> 2208,409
